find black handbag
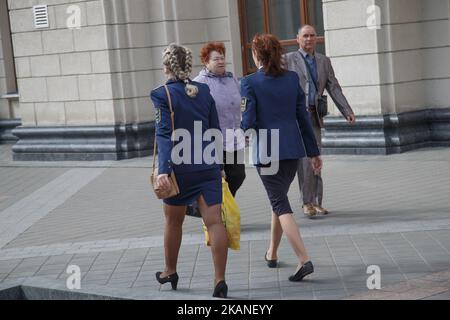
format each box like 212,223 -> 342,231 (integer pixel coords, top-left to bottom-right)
300,53 -> 329,118
186,202 -> 202,218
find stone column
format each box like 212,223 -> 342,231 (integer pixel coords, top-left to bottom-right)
0,16 -> 7,119
0,0 -> 20,143
322,0 -> 450,154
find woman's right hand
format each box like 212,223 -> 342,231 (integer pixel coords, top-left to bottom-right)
311,156 -> 323,175
156,174 -> 171,191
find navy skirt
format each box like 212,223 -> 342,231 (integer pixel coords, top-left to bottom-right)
256,159 -> 298,216
163,169 -> 222,207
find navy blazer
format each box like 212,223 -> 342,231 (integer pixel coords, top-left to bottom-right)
150,79 -> 222,174
240,69 -> 320,165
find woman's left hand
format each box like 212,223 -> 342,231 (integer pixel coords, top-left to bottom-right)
156,174 -> 171,191
347,114 -> 356,124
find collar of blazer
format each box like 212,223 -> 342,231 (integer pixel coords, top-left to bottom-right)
294,50 -> 326,92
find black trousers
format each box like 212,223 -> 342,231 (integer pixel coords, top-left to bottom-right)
223,151 -> 246,197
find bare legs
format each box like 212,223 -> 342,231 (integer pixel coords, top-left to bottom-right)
160,195 -> 228,286
197,195 -> 228,285
268,212 -> 310,266
267,212 -> 282,260
160,204 -> 186,277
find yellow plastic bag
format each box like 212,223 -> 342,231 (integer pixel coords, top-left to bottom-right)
203,179 -> 241,250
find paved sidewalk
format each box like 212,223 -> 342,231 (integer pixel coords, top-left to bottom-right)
0,144 -> 449,300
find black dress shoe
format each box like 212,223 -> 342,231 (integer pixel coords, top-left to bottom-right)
265,251 -> 278,268
288,261 -> 314,282
156,272 -> 179,290
212,280 -> 228,298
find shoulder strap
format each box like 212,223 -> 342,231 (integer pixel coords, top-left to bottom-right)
152,85 -> 175,172
299,52 -> 319,92
163,85 -> 175,134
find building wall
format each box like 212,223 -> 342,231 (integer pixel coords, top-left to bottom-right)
322,0 -> 450,155
378,0 -> 450,114
5,0 -> 449,158
101,0 -> 238,125
323,0 -> 450,116
9,0 -> 111,126
8,0 -> 239,128
7,0 -> 241,159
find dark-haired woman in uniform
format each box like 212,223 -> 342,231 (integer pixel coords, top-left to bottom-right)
150,44 -> 228,298
241,34 -> 322,281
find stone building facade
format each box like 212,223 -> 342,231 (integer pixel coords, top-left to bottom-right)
0,0 -> 449,160
322,0 -> 450,154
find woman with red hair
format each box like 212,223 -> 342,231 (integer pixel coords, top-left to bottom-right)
241,34 -> 322,282
185,42 -> 246,218
194,42 -> 246,197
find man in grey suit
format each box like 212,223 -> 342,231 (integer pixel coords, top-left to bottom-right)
285,25 -> 356,218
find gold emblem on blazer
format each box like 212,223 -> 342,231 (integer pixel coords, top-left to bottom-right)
240,97 -> 248,112
155,108 -> 161,124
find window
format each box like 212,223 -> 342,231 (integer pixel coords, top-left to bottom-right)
238,0 -> 325,75
0,0 -> 18,95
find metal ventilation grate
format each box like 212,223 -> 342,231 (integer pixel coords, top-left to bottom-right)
33,5 -> 49,29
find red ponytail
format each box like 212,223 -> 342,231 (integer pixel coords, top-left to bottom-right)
251,34 -> 286,77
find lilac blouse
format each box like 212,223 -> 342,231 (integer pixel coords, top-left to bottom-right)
194,68 -> 245,152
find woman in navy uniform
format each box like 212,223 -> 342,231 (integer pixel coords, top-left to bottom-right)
241,34 -> 322,282
150,44 -> 228,298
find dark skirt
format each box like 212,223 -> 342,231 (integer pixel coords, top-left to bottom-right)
256,159 -> 299,216
163,169 -> 222,207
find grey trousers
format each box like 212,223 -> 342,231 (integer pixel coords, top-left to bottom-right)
297,112 -> 323,205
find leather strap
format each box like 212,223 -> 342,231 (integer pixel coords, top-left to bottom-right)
299,52 -> 319,93
152,85 -> 175,174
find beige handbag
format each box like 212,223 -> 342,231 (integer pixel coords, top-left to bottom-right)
150,85 -> 180,199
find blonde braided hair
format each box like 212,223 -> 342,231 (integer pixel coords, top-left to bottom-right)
162,44 -> 199,98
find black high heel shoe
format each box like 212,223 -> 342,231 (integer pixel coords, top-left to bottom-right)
212,280 -> 228,298
156,272 -> 179,290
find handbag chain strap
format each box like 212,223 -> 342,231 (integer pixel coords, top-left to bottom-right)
152,85 -> 175,174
